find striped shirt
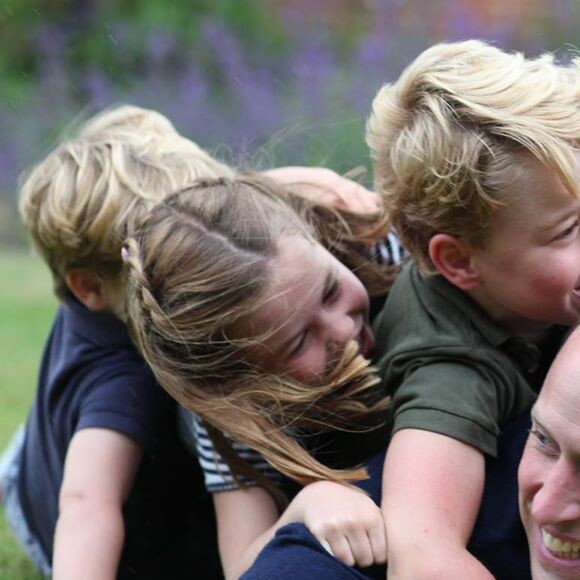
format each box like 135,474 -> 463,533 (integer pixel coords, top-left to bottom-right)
178,407 -> 283,491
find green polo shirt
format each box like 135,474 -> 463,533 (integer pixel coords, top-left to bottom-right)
372,263 -> 566,457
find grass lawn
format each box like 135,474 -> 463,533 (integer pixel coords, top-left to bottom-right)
0,249 -> 56,580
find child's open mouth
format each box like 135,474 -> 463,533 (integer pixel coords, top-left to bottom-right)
572,286 -> 580,310
358,325 -> 375,359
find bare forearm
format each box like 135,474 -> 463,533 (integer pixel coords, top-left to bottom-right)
53,500 -> 124,580
215,487 -> 280,580
383,430 -> 490,580
263,166 -> 379,213
222,526 -> 278,580
222,481 -> 386,578
220,495 -> 303,579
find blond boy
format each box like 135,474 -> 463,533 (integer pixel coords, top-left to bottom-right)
0,105 -> 232,580
367,40 -> 580,579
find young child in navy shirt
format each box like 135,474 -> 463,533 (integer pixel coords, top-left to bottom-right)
0,105 -> 232,579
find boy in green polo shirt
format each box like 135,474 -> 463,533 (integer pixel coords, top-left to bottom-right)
366,40 -> 580,578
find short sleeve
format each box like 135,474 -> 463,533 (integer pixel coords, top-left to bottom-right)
77,371 -> 168,449
391,361 -> 504,457
178,408 -> 283,492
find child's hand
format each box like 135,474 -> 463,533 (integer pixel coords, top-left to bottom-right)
283,480 -> 387,568
264,166 -> 381,214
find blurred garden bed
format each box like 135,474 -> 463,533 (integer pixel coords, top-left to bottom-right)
0,0 -> 578,246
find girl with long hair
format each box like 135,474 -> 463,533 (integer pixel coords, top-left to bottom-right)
122,174 -> 402,578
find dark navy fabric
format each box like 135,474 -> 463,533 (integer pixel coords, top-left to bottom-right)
468,412 -> 531,580
241,523 -> 382,580
16,297 -> 222,579
242,414 -> 531,580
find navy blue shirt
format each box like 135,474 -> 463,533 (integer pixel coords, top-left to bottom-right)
17,297 -> 222,579
243,418 -> 531,580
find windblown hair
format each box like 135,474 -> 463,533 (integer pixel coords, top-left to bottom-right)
124,175 -> 393,498
19,105 -> 234,304
366,39 -> 580,273
79,104 -> 178,138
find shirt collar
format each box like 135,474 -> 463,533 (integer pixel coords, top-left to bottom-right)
62,295 -> 134,348
423,270 -> 556,375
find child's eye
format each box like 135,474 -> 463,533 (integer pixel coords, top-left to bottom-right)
553,220 -> 579,241
323,277 -> 340,303
289,332 -> 308,357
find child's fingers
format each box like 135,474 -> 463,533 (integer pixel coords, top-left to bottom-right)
322,530 -> 356,567
320,539 -> 334,557
367,523 -> 388,565
344,529 -> 375,568
352,188 -> 381,214
335,184 -> 380,214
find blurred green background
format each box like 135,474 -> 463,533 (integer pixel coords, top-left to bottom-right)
2,0 -> 580,245
2,0 -> 580,576
1,252 -> 54,579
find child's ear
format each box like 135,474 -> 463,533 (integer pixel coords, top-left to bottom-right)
428,233 -> 480,291
65,269 -> 109,312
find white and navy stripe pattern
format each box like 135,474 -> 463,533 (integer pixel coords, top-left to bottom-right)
179,230 -> 406,493
372,230 -> 405,267
178,407 -> 282,492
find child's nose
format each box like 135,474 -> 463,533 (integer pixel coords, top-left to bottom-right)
324,311 -> 357,345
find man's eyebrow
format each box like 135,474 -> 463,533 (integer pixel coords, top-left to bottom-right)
530,409 -> 553,439
530,407 -> 542,427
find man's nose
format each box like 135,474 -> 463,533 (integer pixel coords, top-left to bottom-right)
531,459 -> 580,525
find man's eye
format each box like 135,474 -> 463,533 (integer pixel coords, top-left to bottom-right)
530,427 -> 558,454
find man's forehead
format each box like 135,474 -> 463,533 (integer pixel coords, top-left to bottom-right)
535,346 -> 580,428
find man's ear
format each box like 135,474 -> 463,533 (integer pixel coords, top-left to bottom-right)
428,233 -> 480,291
65,269 -> 109,311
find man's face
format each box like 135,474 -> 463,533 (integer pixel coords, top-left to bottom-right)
518,331 -> 580,579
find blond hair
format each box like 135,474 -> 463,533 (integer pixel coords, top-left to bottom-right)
79,104 -> 178,138
19,105 -> 234,303
366,40 -> 580,273
124,175 -> 392,497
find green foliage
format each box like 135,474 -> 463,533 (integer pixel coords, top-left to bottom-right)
0,520 -> 42,580
0,0 -> 287,97
0,250 -> 55,580
0,249 -> 55,443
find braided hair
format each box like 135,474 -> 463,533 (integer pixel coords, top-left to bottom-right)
124,174 -> 393,497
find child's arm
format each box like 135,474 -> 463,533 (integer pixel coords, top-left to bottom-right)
214,486 -> 279,580
52,428 -> 142,580
263,166 -> 380,214
382,429 -> 494,580
215,480 -> 387,580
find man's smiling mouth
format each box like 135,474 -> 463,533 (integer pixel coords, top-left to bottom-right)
542,529 -> 580,559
